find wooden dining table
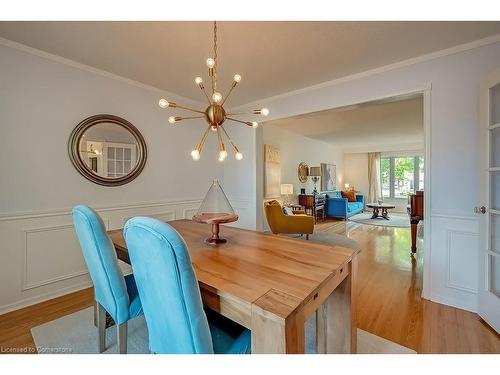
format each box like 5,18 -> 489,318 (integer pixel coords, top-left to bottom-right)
107,219 -> 359,354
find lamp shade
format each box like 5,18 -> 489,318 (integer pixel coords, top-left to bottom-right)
309,166 -> 321,177
280,183 -> 293,195
345,183 -> 350,189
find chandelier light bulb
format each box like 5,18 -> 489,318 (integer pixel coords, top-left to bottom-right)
212,92 -> 223,103
210,125 -> 218,132
168,116 -> 176,124
191,149 -> 201,160
159,99 -> 169,108
233,74 -> 242,83
218,150 -> 228,162
252,121 -> 259,128
261,108 -> 269,116
195,77 -> 203,85
235,152 -> 243,160
206,58 -> 216,68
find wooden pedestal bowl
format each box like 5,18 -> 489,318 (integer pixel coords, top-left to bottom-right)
192,212 -> 239,245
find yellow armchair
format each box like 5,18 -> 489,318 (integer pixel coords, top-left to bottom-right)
264,200 -> 314,239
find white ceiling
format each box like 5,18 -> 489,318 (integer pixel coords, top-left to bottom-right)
0,22 -> 499,106
265,95 -> 424,151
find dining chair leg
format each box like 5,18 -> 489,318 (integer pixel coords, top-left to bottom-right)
117,322 -> 128,354
97,302 -> 106,353
306,234 -> 309,240
93,299 -> 97,327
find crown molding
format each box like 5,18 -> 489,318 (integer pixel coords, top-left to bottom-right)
232,33 -> 500,111
0,36 -> 204,108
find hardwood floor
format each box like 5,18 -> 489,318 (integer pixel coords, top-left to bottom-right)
316,218 -> 500,353
0,288 -> 94,353
0,218 -> 498,353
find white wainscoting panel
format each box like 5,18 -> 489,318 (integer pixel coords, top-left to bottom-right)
0,199 -> 202,314
23,224 -> 89,291
429,211 -> 479,312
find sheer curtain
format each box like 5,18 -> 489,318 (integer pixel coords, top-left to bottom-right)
367,152 -> 382,203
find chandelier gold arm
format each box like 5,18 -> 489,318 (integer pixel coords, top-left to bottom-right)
196,124 -> 213,153
215,124 -> 225,153
226,112 -> 251,116
220,124 -> 240,153
197,83 -> 213,105
220,81 -> 238,107
173,115 -> 205,122
175,104 -> 205,115
227,109 -> 269,116
226,117 -> 255,127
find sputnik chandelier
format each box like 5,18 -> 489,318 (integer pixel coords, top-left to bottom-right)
158,21 -> 269,162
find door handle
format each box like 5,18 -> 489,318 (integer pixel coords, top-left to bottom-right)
474,206 -> 487,214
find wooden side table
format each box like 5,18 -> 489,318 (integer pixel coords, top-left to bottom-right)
289,204 -> 305,214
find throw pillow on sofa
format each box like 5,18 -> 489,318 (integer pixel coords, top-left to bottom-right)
341,190 -> 357,202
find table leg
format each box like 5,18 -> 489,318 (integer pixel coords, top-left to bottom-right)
316,258 -> 357,353
410,221 -> 418,253
251,290 -> 304,353
371,207 -> 379,219
382,208 -> 390,220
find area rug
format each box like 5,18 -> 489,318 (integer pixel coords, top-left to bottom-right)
348,212 -> 410,228
31,307 -> 415,354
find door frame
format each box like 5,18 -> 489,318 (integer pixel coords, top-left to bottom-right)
255,84 -> 433,298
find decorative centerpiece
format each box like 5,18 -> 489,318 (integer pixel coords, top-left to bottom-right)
192,179 -> 238,245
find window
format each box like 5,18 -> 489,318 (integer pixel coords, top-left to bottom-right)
380,156 -> 424,199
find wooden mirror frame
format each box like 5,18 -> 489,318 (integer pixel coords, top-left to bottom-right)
297,162 -> 309,183
68,114 -> 147,186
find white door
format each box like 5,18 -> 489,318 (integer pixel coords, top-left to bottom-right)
478,68 -> 500,332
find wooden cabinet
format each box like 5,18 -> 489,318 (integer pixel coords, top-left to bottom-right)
299,194 -> 326,222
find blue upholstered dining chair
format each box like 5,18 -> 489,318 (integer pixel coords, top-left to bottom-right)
123,216 -> 251,354
72,205 -> 143,354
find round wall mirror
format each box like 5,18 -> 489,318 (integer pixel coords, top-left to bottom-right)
68,114 -> 147,186
297,162 -> 309,183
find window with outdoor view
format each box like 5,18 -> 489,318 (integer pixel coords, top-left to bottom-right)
380,156 -> 424,199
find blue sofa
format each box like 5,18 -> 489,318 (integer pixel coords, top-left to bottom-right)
324,191 -> 365,219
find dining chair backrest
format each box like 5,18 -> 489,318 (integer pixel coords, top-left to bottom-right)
72,205 -> 130,324
123,216 -> 213,354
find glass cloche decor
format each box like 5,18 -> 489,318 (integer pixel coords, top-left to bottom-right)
192,179 -> 238,245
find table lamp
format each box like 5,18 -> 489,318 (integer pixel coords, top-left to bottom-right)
280,183 -> 293,206
309,167 -> 321,194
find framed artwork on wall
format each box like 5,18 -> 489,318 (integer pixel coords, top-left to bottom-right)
320,163 -> 336,192
264,144 -> 281,198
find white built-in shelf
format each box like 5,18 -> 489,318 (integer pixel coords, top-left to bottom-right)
489,123 -> 500,130
490,209 -> 500,215
488,167 -> 500,172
